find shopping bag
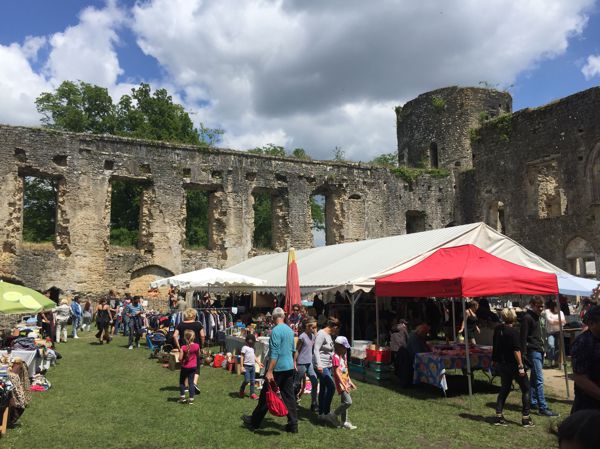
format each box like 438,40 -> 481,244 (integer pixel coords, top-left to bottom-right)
266,382 -> 288,417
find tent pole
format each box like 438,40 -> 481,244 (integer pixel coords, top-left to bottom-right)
376,295 -> 380,346
557,294 -> 570,399
451,299 -> 457,342
462,297 -> 473,408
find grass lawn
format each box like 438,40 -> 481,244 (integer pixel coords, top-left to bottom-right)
2,333 -> 569,449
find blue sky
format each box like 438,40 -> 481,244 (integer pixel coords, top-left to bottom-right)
1,0 -> 600,160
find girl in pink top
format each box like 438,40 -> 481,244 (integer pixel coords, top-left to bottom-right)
179,329 -> 200,404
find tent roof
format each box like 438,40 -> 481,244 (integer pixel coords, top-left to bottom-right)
225,222 -> 569,295
374,244 -> 558,298
150,267 -> 266,289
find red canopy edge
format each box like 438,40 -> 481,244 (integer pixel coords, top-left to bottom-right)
375,244 -> 558,298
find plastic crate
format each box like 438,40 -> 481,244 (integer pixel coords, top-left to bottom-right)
367,361 -> 392,373
366,348 -> 391,364
365,368 -> 391,382
349,363 -> 366,381
350,347 -> 367,359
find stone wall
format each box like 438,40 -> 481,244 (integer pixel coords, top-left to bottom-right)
0,125 -> 455,296
468,87 -> 600,273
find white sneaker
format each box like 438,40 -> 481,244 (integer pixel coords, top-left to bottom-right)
342,421 -> 357,430
74,336 -> 80,339
128,345 -> 133,350
136,342 -> 140,348
325,413 -> 340,427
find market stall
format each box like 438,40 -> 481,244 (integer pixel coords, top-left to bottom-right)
375,244 -> 559,401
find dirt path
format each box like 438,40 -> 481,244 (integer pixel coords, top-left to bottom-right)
544,366 -> 575,402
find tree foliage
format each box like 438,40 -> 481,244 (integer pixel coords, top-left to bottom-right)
22,177 -> 57,243
109,180 -> 144,247
36,80 -> 223,147
185,190 -> 210,248
370,152 -> 398,168
253,192 -> 272,249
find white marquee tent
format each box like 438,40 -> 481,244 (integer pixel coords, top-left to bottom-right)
225,222 -> 597,297
150,267 -> 266,290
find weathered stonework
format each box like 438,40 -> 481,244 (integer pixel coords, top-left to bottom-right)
4,84 -> 597,298
0,125 -> 454,296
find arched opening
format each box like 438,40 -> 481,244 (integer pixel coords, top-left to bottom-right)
429,142 -> 439,169
130,265 -> 175,298
310,193 -> 326,247
565,237 -> 597,278
486,201 -> 506,234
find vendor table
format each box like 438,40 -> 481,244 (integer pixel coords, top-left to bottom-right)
413,345 -> 493,394
225,336 -> 269,362
0,350 -> 40,378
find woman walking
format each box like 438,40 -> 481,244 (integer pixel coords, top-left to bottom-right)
95,298 -> 112,344
294,317 -> 319,411
314,317 -> 340,425
459,300 -> 480,344
542,300 -> 565,368
54,299 -> 71,343
492,308 -> 534,427
82,300 -> 93,332
173,308 -> 205,394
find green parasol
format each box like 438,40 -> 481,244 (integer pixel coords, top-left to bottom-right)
0,281 -> 56,314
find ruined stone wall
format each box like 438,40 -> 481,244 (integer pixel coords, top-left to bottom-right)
467,87 -> 600,272
0,125 -> 455,296
396,87 -> 512,171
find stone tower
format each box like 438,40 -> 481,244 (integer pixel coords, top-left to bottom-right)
396,86 -> 512,170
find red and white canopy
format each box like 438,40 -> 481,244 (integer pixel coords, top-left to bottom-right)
375,244 -> 558,298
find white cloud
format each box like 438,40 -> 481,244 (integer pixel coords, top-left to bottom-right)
45,0 -> 125,87
131,0 -> 594,160
582,54 -> 600,80
0,0 -> 595,161
0,43 -> 52,125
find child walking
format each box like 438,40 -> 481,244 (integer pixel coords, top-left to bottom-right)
332,336 -> 357,429
179,329 -> 200,405
239,334 -> 262,399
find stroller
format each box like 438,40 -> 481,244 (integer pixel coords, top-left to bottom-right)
146,329 -> 173,359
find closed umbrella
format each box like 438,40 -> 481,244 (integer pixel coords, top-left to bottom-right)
284,248 -> 301,314
0,281 -> 56,314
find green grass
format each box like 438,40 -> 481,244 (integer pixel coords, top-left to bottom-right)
3,333 -> 568,449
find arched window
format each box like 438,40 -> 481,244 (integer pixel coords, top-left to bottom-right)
565,237 -> 597,278
429,142 -> 439,169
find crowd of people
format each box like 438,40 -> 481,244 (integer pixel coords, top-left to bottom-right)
240,309 -> 357,433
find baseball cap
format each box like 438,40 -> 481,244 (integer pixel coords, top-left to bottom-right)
334,336 -> 351,348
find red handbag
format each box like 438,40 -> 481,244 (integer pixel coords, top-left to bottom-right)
265,381 -> 288,417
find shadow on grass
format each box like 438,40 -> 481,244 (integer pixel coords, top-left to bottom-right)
228,392 -> 244,399
458,412 -> 514,426
160,386 -> 180,392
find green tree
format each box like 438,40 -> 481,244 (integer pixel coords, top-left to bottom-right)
370,152 -> 398,168
310,197 -> 325,231
109,180 -> 144,247
185,190 -> 210,248
248,144 -> 287,157
291,147 -> 311,160
35,80 -> 116,134
253,192 -> 272,248
22,177 -> 57,243
332,146 -> 346,162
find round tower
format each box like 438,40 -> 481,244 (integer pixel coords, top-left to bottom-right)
396,86 -> 512,170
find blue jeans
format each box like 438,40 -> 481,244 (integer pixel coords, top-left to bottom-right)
546,333 -> 558,363
71,316 -> 81,337
317,367 -> 335,415
122,316 -> 130,336
240,365 -> 256,395
294,363 -> 318,405
528,350 -> 548,411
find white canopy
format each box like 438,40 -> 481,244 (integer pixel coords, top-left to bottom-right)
556,272 -> 599,296
225,222 -> 595,296
150,267 -> 266,290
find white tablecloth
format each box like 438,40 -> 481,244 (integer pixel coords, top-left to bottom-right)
0,350 -> 40,377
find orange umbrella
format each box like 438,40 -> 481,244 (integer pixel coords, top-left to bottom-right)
284,247 -> 301,314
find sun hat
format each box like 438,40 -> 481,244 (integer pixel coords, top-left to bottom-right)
334,336 -> 351,348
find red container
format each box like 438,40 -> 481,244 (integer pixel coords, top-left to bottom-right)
213,354 -> 225,368
366,348 -> 391,364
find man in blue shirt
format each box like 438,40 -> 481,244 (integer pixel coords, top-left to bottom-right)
126,296 -> 144,349
242,307 -> 297,433
70,296 -> 82,339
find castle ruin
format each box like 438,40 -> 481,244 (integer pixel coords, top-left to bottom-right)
1,85 -> 598,296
